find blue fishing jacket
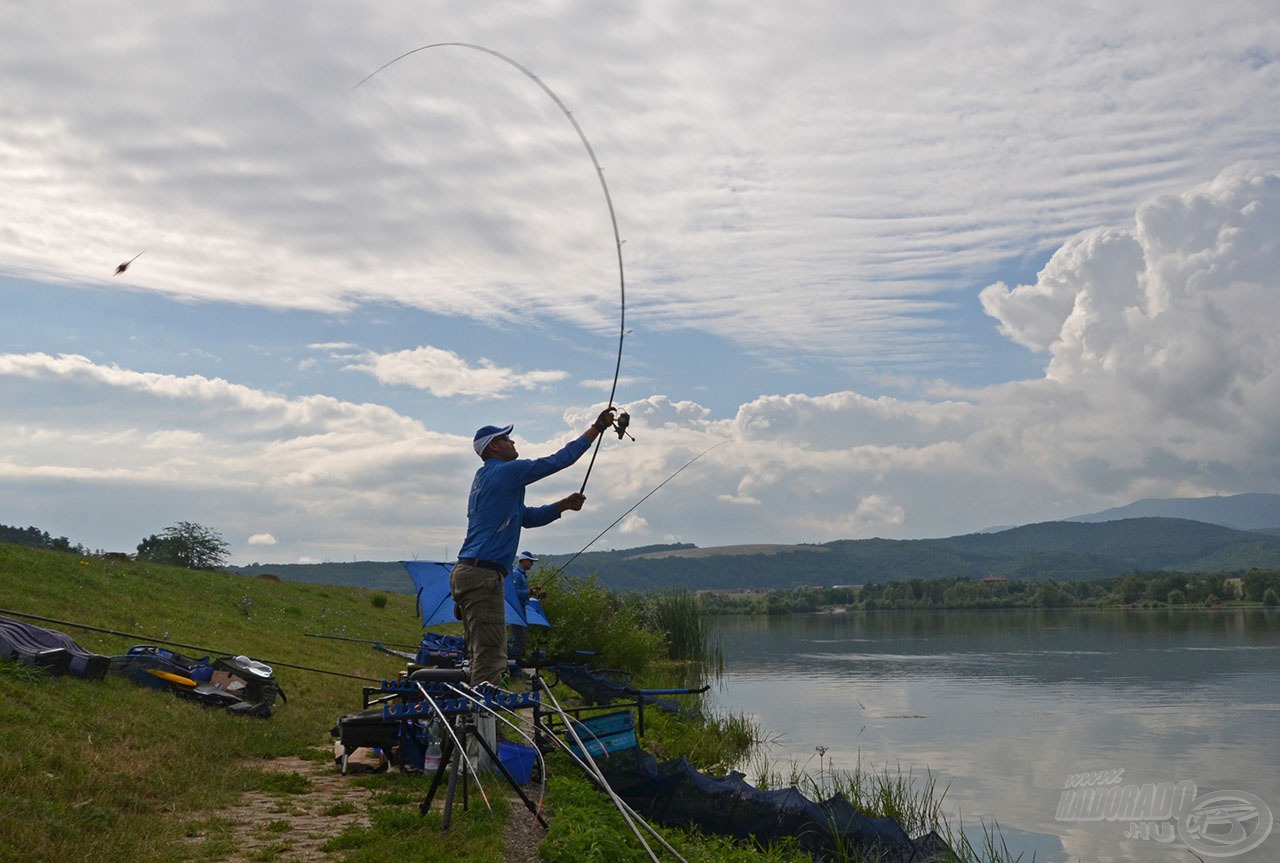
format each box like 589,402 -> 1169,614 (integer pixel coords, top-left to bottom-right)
457,434 -> 591,569
509,566 -> 531,607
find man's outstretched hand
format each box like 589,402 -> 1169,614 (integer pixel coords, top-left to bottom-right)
557,492 -> 586,512
593,406 -> 618,432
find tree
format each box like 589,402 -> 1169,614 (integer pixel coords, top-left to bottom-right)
136,521 -> 229,570
1034,580 -> 1067,608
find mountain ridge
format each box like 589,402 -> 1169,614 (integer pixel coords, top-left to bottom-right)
227,514 -> 1280,594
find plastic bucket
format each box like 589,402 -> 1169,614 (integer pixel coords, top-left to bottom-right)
497,741 -> 536,785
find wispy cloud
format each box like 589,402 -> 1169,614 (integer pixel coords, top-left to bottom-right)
4,3 -> 1278,368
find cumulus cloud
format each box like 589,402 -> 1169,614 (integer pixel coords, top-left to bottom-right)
983,165 -> 1280,430
344,345 -> 567,397
247,533 -> 278,546
0,352 -> 479,555
565,168 -> 1280,545
5,168 -> 1280,558
980,229 -> 1145,353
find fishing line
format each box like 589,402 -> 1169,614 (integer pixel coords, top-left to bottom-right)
115,42 -> 627,493
542,440 -> 728,584
0,607 -> 383,682
349,43 -> 626,494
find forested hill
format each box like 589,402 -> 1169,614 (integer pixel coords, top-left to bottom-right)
536,518 -> 1280,591
221,518 -> 1280,593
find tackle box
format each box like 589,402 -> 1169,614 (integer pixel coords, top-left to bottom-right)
567,710 -> 638,758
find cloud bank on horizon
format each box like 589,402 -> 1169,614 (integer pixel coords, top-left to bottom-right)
3,2 -> 1280,563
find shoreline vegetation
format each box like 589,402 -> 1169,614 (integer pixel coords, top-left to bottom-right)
697,569 -> 1280,615
0,540 -> 1036,862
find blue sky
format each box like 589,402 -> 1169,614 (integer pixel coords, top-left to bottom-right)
4,2 -> 1280,582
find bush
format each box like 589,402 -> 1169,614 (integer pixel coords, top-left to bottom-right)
1264,588 -> 1280,608
532,572 -> 664,677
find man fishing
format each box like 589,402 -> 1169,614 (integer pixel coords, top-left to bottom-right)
454,407 -> 616,686
507,550 -> 537,660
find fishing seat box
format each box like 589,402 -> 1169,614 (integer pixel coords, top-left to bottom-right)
331,708 -> 401,754
567,710 -> 639,759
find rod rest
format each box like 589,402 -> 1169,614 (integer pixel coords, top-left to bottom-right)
409,667 -> 469,683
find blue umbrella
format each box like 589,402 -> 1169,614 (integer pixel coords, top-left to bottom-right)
401,561 -> 526,627
504,573 -> 529,626
525,596 -> 551,628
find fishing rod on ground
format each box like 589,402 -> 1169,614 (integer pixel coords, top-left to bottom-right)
0,607 -> 384,683
305,632 -> 421,651
541,440 -> 728,586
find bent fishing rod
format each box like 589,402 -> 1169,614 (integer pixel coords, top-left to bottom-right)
536,679 -> 675,862
439,682 -> 549,826
114,42 -> 628,495
0,607 -> 383,682
447,677 -> 676,862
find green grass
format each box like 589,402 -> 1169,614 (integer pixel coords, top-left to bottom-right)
318,773 -> 507,862
0,543 -> 1022,863
0,544 -> 485,863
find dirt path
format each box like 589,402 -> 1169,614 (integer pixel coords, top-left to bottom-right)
190,751 -> 545,862
201,755 -> 377,862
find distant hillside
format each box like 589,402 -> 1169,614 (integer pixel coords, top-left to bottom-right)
220,502 -> 1280,594
536,518 -> 1280,591
1067,492 -> 1280,531
632,544 -> 825,560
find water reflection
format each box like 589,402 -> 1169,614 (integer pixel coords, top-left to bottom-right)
709,609 -> 1280,863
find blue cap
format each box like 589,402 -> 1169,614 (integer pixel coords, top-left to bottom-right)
518,550 -> 538,562
473,424 -> 513,457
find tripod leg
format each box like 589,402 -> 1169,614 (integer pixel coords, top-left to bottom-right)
441,737 -> 463,830
420,733 -> 454,815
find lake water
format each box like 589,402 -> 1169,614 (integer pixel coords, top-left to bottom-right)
706,609 -> 1280,862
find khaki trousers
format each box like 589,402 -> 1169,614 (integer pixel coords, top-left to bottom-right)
450,562 -> 507,686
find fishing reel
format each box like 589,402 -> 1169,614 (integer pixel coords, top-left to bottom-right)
613,410 -> 635,441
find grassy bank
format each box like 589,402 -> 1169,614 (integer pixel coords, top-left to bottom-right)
0,543 -> 430,862
2,544 -> 1020,862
